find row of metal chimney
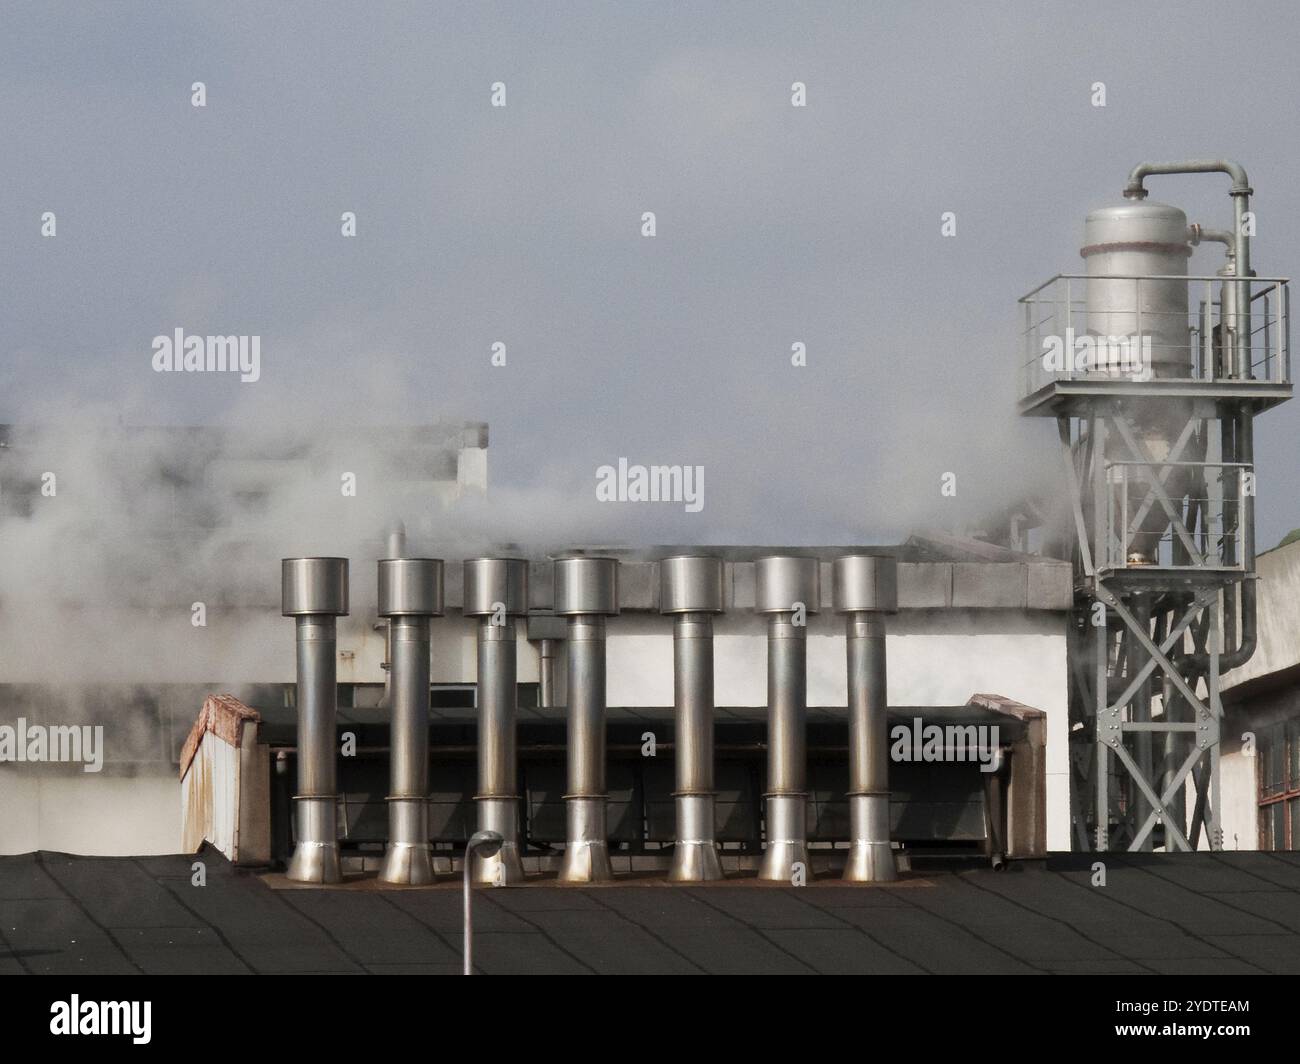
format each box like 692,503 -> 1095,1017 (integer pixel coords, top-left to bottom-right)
280,552 -> 898,886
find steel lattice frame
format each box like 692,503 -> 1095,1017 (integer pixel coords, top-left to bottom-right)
1060,408 -> 1235,852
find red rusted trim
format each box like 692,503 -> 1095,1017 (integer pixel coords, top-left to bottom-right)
1080,241 -> 1192,258
179,694 -> 261,780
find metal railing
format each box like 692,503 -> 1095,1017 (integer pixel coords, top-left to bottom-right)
1018,274 -> 1290,399
1101,461 -> 1250,571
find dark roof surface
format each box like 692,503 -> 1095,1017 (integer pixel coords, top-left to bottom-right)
3,850 -> 1300,975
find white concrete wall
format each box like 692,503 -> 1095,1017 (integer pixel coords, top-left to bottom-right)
1217,741 -> 1259,851
1225,538 -> 1300,690
0,610 -> 525,687
0,770 -> 180,856
608,610 -> 1070,850
1,608 -> 1070,855
180,733 -> 238,858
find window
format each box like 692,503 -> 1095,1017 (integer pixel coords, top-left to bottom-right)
1258,719 -> 1300,850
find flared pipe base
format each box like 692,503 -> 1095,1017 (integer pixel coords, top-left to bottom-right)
379,797 -> 435,884
759,794 -> 809,882
379,842 -> 436,885
669,794 -> 724,882
473,797 -> 526,885
287,841 -> 342,884
288,796 -> 342,883
559,796 -> 612,883
843,793 -> 896,882
669,842 -> 725,882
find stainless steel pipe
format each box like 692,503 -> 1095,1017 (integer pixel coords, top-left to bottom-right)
834,554 -> 897,882
659,556 -> 726,882
464,558 -> 529,885
282,557 -> 349,884
554,556 -> 619,883
755,556 -> 819,882
1122,159 -> 1253,380
378,557 -> 444,885
538,639 -> 557,708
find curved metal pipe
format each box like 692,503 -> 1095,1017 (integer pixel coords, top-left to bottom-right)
1124,159 -> 1251,199
1123,159 -> 1253,377
1187,223 -> 1236,259
462,830 -> 502,975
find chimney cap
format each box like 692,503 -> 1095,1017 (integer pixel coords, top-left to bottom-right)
282,557 -> 350,616
378,558 -> 445,617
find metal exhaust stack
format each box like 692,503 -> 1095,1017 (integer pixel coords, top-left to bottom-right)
464,557 -> 529,885
755,556 -> 819,882
834,554 -> 897,883
282,557 -> 350,884
659,556 -> 726,882
554,556 -> 620,883
377,557 -> 444,885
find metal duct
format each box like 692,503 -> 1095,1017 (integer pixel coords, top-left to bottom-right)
282,557 -> 350,884
538,639 -> 558,708
659,555 -> 726,882
464,557 -> 530,885
376,557 -> 443,885
386,523 -> 407,561
755,556 -> 819,882
1122,160 -> 1253,378
833,554 -> 898,882
554,556 -> 620,883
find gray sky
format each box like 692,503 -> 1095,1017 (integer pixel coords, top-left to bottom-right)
4,1 -> 1299,549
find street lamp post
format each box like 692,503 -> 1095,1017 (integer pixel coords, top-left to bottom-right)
463,830 -> 504,975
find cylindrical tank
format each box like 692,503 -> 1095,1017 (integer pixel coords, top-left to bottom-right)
1083,200 -> 1191,379
1084,200 -> 1198,563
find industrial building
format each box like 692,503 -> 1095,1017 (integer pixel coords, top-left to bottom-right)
2,159 -> 1295,880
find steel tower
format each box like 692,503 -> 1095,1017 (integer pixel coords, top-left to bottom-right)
1018,160 -> 1291,851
